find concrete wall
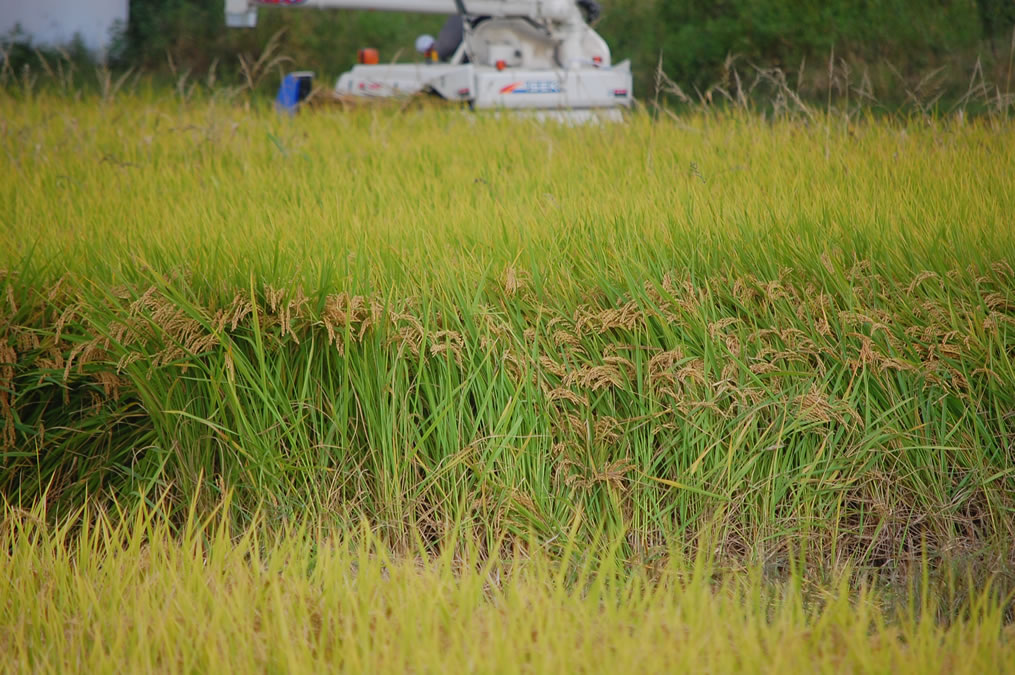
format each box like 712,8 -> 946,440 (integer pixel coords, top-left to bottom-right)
0,0 -> 129,55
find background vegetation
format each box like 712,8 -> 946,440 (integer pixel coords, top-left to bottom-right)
3,0 -> 1015,101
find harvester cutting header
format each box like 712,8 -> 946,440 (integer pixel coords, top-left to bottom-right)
225,0 -> 632,113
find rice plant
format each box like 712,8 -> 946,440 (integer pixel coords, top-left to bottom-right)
3,93 -> 1015,564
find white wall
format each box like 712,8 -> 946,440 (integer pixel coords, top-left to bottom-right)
0,0 -> 129,55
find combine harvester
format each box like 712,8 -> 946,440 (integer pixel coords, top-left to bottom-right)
225,0 -> 633,120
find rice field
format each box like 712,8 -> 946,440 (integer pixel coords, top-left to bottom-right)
2,90 -> 1015,671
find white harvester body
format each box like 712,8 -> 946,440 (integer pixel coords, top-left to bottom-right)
225,0 -> 633,113
335,62 -> 630,109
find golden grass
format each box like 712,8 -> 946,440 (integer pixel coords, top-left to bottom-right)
2,500 -> 1013,674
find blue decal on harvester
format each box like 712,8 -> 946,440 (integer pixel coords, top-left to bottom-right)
500,81 -> 561,94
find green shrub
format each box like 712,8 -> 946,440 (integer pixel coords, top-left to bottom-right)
656,0 -> 987,88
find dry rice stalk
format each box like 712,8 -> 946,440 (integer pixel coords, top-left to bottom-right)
45,275 -> 69,303
264,284 -> 309,342
648,348 -> 685,376
13,326 -> 39,353
972,367 -> 1002,384
848,259 -> 872,280
479,306 -> 513,340
675,399 -> 726,417
546,387 -> 588,407
907,270 -> 940,294
820,253 -> 837,277
734,386 -> 766,407
429,330 -> 465,365
749,361 -> 778,374
93,371 -> 124,400
724,333 -> 742,356
983,311 -> 1015,332
838,311 -> 892,340
390,325 -> 422,358
539,356 -> 567,378
991,260 -> 1013,279
121,288 -> 221,369
761,278 -> 790,303
563,459 -> 632,491
552,330 -> 581,348
661,272 -> 701,312
574,300 -> 644,335
847,333 -> 882,372
323,294 -> 389,353
0,341 -> 15,449
432,330 -> 464,348
677,358 -> 706,387
501,349 -> 524,381
602,355 -> 636,377
794,385 -> 863,427
592,458 -> 635,491
5,283 -> 16,316
264,285 -> 284,313
63,340 -> 89,381
937,340 -> 962,358
719,362 -> 739,383
945,366 -> 970,393
555,411 -> 587,437
429,341 -> 463,365
109,319 -> 146,350
215,293 -> 255,332
732,277 -> 760,304
642,281 -> 681,324
982,292 -> 1015,312
322,293 -> 371,345
52,302 -> 81,343
708,317 -> 739,337
502,265 -> 528,297
550,444 -> 580,487
116,350 -> 144,373
602,342 -> 652,357
878,356 -> 916,373
593,416 -> 621,444
565,364 -> 624,391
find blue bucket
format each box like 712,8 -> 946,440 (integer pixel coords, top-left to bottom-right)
275,72 -> 314,114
